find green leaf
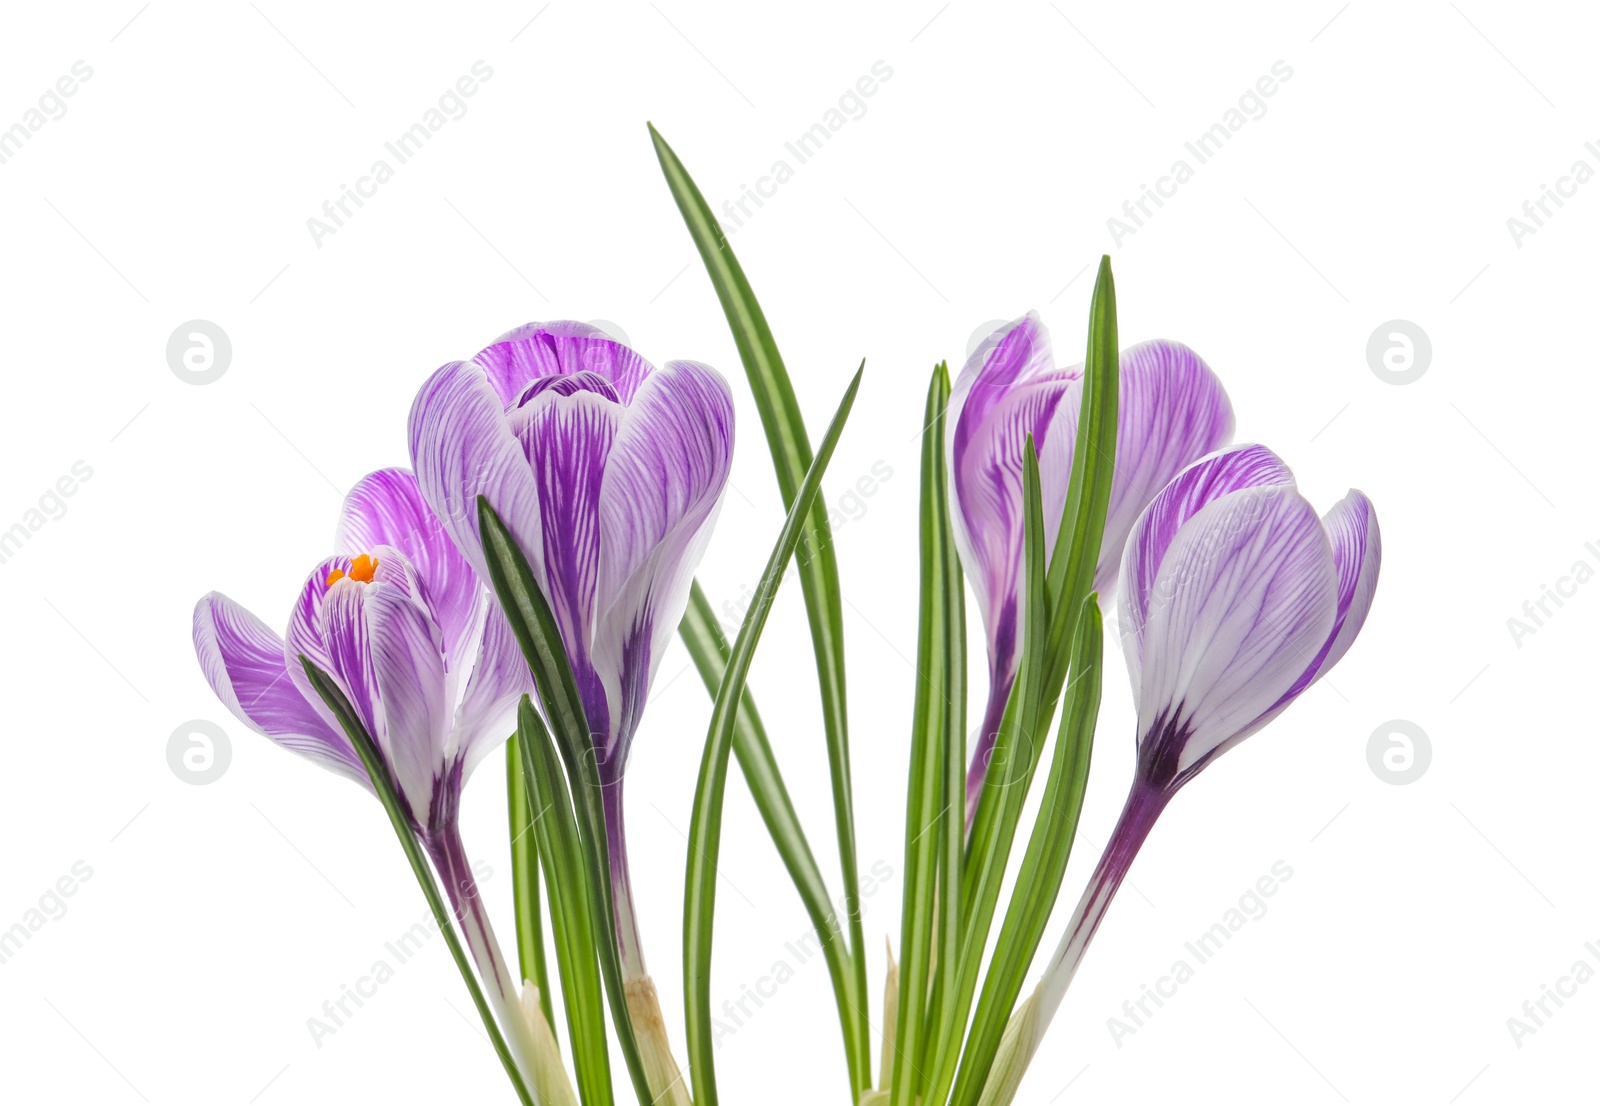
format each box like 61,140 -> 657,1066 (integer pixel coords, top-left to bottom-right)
297,657 -> 535,1106
949,596 -> 1102,1106
478,499 -> 654,1106
677,583 -> 862,1067
921,362 -> 968,1100
889,364 -> 965,1106
684,364 -> 864,1106
1042,256 -> 1119,701
650,121 -> 871,1096
921,442 -> 1050,1106
517,698 -> 614,1106
508,733 -> 556,1033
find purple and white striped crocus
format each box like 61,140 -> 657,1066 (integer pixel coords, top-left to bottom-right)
949,312 -> 1235,815
407,321 -> 735,977
192,468 -> 543,1084
986,444 -> 1380,1101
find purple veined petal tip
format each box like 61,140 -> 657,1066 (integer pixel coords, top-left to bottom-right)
962,311 -> 1043,385
472,320 -> 655,407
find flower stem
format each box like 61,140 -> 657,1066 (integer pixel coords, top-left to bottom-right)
601,777 -> 648,979
298,656 -> 536,1106
1022,777 -> 1169,1073
965,675 -> 1013,824
426,824 -> 546,1095
508,733 -> 556,1030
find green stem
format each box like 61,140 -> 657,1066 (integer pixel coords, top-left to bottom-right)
508,733 -> 556,1031
298,657 -> 535,1106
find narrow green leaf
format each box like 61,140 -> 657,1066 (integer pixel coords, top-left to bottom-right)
921,362 -> 968,1099
890,364 -> 963,1106
478,500 -> 654,1106
1042,255 -> 1119,700
517,698 -> 614,1106
922,443 -> 1049,1106
651,121 -> 871,1096
677,583 -> 861,1066
297,657 -> 535,1106
508,733 -> 556,1033
949,596 -> 1102,1106
684,365 -> 864,1106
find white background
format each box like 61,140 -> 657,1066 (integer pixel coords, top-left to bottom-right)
0,2 -> 1591,1103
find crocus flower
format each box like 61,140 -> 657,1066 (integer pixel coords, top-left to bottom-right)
407,321 -> 735,978
981,444 -> 1380,1103
192,468 -> 544,1086
949,312 -> 1235,814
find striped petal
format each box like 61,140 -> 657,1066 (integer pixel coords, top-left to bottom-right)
1127,482 -> 1337,789
1314,490 -> 1381,681
1254,489 -> 1382,726
285,554 -> 375,741
451,602 -> 533,782
337,467 -> 483,669
1050,340 -> 1236,595
947,315 -> 1075,683
504,371 -> 624,740
1120,443 -> 1297,677
474,321 -> 654,407
287,550 -> 450,825
949,313 -> 1072,463
192,592 -> 367,788
356,568 -> 451,828
592,360 -> 734,766
409,359 -> 547,592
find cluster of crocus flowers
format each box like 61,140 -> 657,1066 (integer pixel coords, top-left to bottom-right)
948,312 -> 1235,814
186,244 -> 1383,1104
192,468 -> 549,1088
978,442 -> 1381,1104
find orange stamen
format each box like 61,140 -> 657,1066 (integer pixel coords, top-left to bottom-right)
325,553 -> 379,588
